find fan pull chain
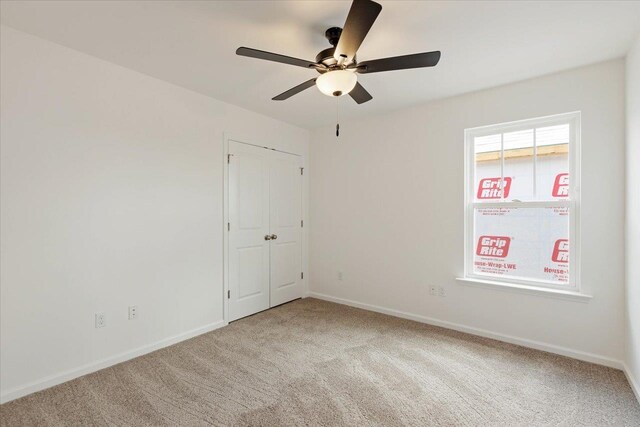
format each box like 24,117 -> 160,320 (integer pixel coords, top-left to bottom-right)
336,97 -> 340,138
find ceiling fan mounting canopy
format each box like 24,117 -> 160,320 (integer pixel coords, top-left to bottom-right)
325,27 -> 343,47
236,0 -> 441,104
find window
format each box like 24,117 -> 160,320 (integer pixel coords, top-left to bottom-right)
464,112 -> 580,292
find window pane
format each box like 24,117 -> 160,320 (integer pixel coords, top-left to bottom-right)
474,134 -> 505,201
535,124 -> 570,200
503,129 -> 534,201
473,206 -> 569,284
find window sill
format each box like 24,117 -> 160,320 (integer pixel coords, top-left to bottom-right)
455,277 -> 592,302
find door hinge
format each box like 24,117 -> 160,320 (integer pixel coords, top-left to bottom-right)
227,222 -> 230,231
301,219 -> 304,227
301,272 -> 304,279
227,290 -> 230,299
300,167 -> 304,175
227,153 -> 233,164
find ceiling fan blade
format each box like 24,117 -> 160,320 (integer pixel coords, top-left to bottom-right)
355,51 -> 441,74
349,82 -> 373,104
334,0 -> 382,64
272,79 -> 317,101
237,47 -> 321,70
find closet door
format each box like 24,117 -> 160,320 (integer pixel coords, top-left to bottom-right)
269,150 -> 303,307
228,141 -> 271,321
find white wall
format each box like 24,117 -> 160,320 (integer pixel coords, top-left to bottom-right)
626,34 -> 640,399
309,60 -> 626,365
0,26 -> 309,402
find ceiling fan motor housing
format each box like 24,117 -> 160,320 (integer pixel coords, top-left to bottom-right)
315,47 -> 337,70
316,27 -> 357,72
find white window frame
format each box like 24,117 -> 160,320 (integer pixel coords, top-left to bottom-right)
463,112 -> 581,293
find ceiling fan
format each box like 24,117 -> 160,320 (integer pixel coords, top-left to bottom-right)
236,0 -> 441,105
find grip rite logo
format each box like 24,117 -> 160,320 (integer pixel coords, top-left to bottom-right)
552,173 -> 569,197
552,239 -> 569,263
477,177 -> 512,199
476,236 -> 511,258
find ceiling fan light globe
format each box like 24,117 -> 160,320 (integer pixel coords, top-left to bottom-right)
316,70 -> 357,97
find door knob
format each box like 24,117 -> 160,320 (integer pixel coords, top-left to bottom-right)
270,234 -> 277,240
264,235 -> 272,240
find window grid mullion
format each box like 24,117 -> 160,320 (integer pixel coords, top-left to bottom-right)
471,201 -> 571,209
500,133 -> 504,201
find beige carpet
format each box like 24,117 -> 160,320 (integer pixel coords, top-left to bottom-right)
1,298 -> 639,426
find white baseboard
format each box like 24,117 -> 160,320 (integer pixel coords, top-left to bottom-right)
3,297 -> 633,405
623,363 -> 640,404
308,292 -> 623,370
0,320 -> 227,404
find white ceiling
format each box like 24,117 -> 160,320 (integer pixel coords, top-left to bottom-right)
2,1 -> 639,129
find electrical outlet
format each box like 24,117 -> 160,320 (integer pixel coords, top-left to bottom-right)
429,286 -> 437,296
438,286 -> 446,297
95,312 -> 106,328
128,305 -> 138,320
338,271 -> 344,281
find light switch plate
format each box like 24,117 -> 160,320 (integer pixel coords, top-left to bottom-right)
95,312 -> 106,328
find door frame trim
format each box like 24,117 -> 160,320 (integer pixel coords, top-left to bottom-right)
223,133 -> 307,324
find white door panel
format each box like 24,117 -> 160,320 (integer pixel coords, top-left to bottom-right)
269,150 -> 303,306
228,141 -> 270,321
237,245 -> 266,299
271,241 -> 299,289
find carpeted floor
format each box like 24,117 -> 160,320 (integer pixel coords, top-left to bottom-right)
1,298 -> 639,426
